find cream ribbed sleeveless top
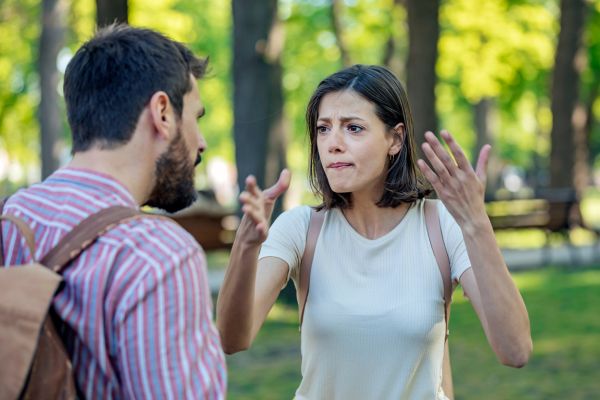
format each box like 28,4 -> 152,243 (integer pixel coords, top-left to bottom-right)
259,200 -> 471,400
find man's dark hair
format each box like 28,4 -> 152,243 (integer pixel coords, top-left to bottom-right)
64,24 -> 208,152
306,64 -> 430,210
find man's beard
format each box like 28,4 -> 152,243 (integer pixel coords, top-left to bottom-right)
145,128 -> 199,213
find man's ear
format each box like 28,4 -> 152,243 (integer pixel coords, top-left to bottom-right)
148,91 -> 173,140
389,122 -> 405,156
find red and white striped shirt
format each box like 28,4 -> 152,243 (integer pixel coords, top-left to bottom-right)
1,167 -> 226,399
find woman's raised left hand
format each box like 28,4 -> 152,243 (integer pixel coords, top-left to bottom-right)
416,130 -> 491,228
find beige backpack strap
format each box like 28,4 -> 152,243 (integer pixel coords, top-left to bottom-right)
424,199 -> 455,399
41,206 -> 142,273
298,208 -> 325,325
424,199 -> 452,340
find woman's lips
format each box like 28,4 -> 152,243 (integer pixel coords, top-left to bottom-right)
328,162 -> 353,169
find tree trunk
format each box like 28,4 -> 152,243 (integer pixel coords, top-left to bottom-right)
331,0 -> 351,67
96,0 -> 128,27
405,0 -> 439,154
232,0 -> 287,217
39,0 -> 66,179
473,98 -> 501,198
474,98 -> 493,158
549,0 -> 585,191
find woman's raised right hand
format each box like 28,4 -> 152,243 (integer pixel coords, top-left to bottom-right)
238,169 -> 291,245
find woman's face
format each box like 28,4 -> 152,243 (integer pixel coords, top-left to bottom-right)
316,90 -> 401,200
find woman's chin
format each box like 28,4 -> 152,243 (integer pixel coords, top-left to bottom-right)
329,185 -> 352,194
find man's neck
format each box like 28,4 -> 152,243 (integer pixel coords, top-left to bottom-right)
69,148 -> 154,206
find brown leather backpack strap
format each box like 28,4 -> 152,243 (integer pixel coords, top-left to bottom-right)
0,215 -> 37,260
424,199 -> 452,340
298,208 -> 325,326
0,197 -> 37,264
41,206 -> 141,273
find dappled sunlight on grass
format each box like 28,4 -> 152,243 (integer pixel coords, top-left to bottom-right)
512,267 -> 600,292
450,266 -> 600,399
226,302 -> 301,399
267,302 -> 300,323
511,269 -> 549,291
532,335 -> 599,355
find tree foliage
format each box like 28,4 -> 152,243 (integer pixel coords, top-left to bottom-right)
1,0 -> 600,199
0,0 -> 42,190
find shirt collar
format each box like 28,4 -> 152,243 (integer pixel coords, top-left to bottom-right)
48,167 -> 138,208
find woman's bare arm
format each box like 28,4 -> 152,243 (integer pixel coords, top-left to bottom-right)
216,171 -> 291,354
418,131 -> 532,367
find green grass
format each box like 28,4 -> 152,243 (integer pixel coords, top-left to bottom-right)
225,267 -> 600,400
205,249 -> 231,270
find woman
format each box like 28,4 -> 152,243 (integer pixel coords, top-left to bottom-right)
217,65 -> 531,400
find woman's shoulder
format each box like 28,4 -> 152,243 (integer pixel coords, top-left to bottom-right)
271,205 -> 313,230
278,204 -> 312,219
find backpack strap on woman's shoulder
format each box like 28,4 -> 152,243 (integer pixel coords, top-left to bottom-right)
298,207 -> 325,326
423,198 -> 452,340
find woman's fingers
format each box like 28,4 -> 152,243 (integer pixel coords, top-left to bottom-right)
423,131 -> 457,177
475,144 -> 491,183
240,175 -> 267,227
241,198 -> 264,225
419,130 -> 491,198
417,159 -> 443,193
239,169 -> 291,239
422,141 -> 451,183
440,130 -> 471,172
264,169 -> 291,201
245,175 -> 262,198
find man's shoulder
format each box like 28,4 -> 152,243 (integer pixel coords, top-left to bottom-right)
98,214 -> 205,297
106,213 -> 201,255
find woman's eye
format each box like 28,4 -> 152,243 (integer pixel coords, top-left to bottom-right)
317,125 -> 329,134
347,124 -> 363,134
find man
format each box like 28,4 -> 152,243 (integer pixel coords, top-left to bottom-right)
1,25 -> 226,398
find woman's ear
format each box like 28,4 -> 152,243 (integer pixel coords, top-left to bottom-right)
148,91 -> 173,140
389,123 -> 405,156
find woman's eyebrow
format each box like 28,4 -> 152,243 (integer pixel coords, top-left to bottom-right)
317,115 -> 366,123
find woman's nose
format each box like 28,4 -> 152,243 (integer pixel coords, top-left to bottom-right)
328,128 -> 345,153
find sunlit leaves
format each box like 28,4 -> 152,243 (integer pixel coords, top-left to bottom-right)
439,0 -> 556,102
0,0 -> 42,183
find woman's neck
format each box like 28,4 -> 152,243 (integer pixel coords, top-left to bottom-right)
341,200 -> 412,240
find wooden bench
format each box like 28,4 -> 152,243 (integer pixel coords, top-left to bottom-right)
171,210 -> 238,251
155,191 -> 239,251
486,188 -> 599,263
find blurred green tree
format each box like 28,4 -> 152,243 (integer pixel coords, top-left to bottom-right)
438,0 -> 557,192
0,0 -> 42,192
